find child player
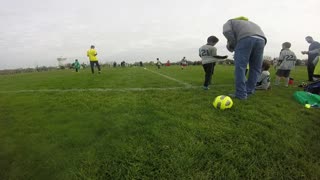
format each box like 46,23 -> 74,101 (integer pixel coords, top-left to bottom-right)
275,42 -> 297,86
256,60 -> 271,90
181,57 -> 188,70
74,59 -> 80,72
199,36 -> 228,90
156,58 -> 162,69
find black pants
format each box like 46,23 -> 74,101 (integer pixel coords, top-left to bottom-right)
75,68 -> 79,72
202,62 -> 216,87
90,61 -> 101,74
307,62 -> 315,81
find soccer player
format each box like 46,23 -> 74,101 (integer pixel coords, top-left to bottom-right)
87,45 -> 101,74
275,42 -> 297,87
74,59 -> 80,72
199,36 -> 227,90
180,57 -> 187,70
156,58 -> 161,69
256,60 -> 271,90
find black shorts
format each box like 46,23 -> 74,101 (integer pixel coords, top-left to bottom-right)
276,70 -> 291,78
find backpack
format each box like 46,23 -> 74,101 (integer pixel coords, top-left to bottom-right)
293,91 -> 320,107
304,80 -> 320,95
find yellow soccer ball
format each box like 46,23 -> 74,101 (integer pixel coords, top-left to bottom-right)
213,95 -> 233,110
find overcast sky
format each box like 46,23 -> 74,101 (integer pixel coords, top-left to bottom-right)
0,0 -> 319,69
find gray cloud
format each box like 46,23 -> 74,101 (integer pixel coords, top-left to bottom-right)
0,0 -> 319,69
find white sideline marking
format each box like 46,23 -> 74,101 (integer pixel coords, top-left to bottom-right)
0,87 -> 193,93
0,84 -> 233,93
143,68 -> 192,87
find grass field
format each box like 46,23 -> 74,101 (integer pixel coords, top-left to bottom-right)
0,65 -> 319,179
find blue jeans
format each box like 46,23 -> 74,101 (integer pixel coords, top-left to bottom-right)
234,37 -> 265,99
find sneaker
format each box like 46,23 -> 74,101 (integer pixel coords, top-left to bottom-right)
203,86 -> 210,90
228,93 -> 247,100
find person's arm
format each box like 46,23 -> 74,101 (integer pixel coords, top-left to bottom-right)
213,55 -> 228,59
87,51 -> 89,57
223,20 -> 236,52
210,47 -> 217,57
313,56 -> 319,65
308,48 -> 320,55
276,52 -> 284,69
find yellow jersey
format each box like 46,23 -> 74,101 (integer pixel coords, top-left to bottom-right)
87,49 -> 98,61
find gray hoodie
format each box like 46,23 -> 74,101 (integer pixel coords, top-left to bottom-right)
223,20 -> 267,52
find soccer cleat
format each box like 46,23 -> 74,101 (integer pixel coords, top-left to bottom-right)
203,86 -> 210,90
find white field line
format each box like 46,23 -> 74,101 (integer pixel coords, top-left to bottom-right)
0,84 -> 233,93
143,68 -> 192,87
0,68 -> 233,93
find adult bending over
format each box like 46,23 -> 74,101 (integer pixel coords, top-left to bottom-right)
223,16 -> 267,100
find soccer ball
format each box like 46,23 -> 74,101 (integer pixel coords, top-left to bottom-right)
213,95 -> 233,110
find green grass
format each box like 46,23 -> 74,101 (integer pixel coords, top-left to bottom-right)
0,65 -> 319,179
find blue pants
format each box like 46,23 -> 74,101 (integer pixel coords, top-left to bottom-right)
234,37 -> 265,99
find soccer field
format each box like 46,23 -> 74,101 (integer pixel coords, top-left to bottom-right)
0,65 -> 319,179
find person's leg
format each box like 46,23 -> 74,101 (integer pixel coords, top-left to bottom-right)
275,76 -> 280,85
284,70 -> 290,87
202,63 -> 211,88
76,68 -> 78,72
234,37 -> 255,99
307,63 -> 315,81
275,70 -> 282,85
246,39 -> 265,95
90,62 -> 94,74
96,61 -> 101,73
285,77 -> 290,87
209,62 -> 216,85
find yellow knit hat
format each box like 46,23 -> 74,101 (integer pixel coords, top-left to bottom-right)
233,16 -> 249,21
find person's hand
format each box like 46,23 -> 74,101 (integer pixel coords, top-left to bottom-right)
226,44 -> 234,52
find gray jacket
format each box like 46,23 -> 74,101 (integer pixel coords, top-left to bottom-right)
223,20 -> 267,52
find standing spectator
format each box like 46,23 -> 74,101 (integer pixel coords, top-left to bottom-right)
87,45 -> 101,74
301,36 -> 320,82
223,16 -> 267,100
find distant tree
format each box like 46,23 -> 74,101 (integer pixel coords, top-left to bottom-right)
295,59 -> 302,66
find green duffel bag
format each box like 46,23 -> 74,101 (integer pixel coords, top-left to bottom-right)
293,91 -> 320,107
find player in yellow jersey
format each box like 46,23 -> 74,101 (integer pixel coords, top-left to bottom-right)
87,45 -> 101,74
